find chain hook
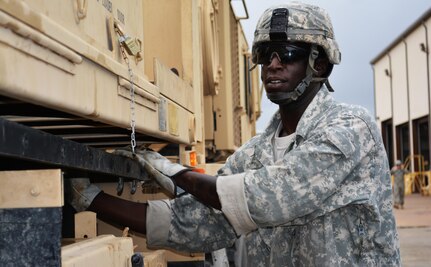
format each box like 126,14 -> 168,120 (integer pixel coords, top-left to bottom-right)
114,21 -> 137,155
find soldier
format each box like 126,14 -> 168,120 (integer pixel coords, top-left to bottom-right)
68,2 -> 401,266
391,160 -> 408,209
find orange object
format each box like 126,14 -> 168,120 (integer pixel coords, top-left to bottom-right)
192,168 -> 205,174
189,151 -> 197,167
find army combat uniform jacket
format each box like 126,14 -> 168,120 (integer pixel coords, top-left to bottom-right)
146,86 -> 401,266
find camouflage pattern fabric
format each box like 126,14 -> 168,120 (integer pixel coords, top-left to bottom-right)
252,2 -> 341,65
147,86 -> 401,266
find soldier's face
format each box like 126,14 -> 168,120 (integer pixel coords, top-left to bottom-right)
260,43 -> 309,95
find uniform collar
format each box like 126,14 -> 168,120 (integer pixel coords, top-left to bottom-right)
296,84 -> 334,139
262,84 -> 334,141
255,85 -> 334,164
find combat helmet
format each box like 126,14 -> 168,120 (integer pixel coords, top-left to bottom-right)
252,2 -> 341,65
252,2 -> 341,104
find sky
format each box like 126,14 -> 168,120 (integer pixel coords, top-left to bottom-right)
237,0 -> 431,132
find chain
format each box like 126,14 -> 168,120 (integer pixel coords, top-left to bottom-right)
115,26 -> 136,154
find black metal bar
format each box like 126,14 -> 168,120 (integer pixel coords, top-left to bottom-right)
0,118 -> 146,180
0,102 -> 77,117
61,134 -> 162,146
42,126 -> 131,135
18,118 -> 106,127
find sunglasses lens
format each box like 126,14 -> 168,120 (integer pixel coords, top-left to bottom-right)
255,44 -> 308,65
255,46 -> 271,64
279,49 -> 308,63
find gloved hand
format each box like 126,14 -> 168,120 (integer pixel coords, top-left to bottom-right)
113,148 -> 190,197
137,149 -> 190,178
64,178 -> 102,212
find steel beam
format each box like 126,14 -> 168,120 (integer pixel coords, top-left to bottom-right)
0,118 -> 146,180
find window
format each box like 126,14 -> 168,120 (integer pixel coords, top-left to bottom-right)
396,123 -> 410,164
413,116 -> 430,170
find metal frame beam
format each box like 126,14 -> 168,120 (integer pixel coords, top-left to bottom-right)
0,118 -> 145,180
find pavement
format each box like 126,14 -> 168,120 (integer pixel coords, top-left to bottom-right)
393,194 -> 431,267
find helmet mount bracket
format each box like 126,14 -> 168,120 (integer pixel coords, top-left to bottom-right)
269,8 -> 289,41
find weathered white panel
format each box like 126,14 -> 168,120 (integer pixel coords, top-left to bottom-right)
427,18 -> 431,122
374,56 -> 392,123
391,43 -> 409,126
406,26 -> 429,120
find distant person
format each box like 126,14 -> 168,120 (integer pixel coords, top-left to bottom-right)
391,160 -> 408,209
67,2 -> 401,265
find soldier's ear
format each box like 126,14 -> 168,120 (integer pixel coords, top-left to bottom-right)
314,57 -> 330,78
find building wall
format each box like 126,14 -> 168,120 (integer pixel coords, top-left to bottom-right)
372,9 -> 431,170
391,43 -> 409,126
427,18 -> 431,122
373,56 -> 392,124
406,26 -> 429,120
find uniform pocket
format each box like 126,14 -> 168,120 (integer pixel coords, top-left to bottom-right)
344,206 -> 369,257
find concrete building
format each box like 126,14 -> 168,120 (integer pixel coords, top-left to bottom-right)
372,8 -> 431,171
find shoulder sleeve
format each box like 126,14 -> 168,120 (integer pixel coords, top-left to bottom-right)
147,195 -> 237,252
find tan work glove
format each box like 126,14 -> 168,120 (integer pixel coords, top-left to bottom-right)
64,178 -> 102,212
114,148 -> 190,197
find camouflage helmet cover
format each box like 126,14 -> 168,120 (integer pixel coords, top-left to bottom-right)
252,2 -> 341,65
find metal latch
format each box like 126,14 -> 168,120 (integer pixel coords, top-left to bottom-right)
123,37 -> 142,58
114,22 -> 142,62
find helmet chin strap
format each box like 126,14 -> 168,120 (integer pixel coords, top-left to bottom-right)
267,45 -> 326,105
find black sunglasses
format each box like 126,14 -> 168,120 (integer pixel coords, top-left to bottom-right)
254,43 -> 309,65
